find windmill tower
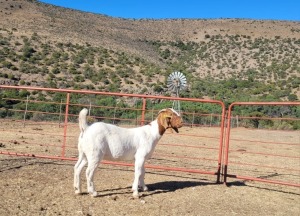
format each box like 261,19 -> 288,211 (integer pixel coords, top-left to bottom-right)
167,71 -> 187,114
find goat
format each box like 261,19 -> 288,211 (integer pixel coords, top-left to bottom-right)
74,108 -> 183,198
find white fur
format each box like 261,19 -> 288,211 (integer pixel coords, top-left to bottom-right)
74,108 -> 181,198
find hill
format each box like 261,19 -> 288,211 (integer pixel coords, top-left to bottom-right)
0,0 -> 299,101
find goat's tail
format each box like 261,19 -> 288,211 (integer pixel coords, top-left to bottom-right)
79,108 -> 88,134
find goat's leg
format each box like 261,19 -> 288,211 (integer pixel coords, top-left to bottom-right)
74,153 -> 87,194
132,157 -> 145,198
138,165 -> 148,192
86,157 -> 101,197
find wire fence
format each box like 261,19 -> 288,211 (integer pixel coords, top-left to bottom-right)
0,85 -> 226,183
1,86 -> 300,187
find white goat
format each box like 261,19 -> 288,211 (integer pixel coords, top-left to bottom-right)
74,108 -> 183,198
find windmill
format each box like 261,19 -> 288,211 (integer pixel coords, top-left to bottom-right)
167,71 -> 187,114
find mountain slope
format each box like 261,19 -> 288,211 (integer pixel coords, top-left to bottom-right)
0,0 -> 299,101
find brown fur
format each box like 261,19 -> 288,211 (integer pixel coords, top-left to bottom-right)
157,108 -> 183,135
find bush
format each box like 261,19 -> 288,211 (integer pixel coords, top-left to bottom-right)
32,112 -> 46,122
288,94 -> 298,101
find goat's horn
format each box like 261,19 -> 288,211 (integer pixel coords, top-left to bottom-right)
158,109 -> 167,114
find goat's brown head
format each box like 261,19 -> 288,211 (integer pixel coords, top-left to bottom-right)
157,108 -> 183,135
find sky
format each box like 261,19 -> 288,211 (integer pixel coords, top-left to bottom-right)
38,0 -> 300,21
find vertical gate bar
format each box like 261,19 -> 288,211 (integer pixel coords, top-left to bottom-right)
216,103 -> 226,183
61,92 -> 70,158
141,97 -> 146,125
223,104 -> 234,184
221,112 -> 228,182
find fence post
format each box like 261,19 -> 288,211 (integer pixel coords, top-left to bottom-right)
88,101 -> 91,116
23,95 -> 29,128
152,107 -> 154,121
113,106 -> 117,124
141,97 -> 146,125
192,112 -> 195,128
61,93 -> 70,158
59,99 -> 62,128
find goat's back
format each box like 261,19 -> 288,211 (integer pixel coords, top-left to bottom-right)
79,122 -> 155,161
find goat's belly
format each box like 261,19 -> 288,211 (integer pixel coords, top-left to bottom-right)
103,148 -> 136,161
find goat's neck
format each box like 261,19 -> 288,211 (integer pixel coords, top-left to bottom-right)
148,119 -> 166,137
158,123 -> 167,136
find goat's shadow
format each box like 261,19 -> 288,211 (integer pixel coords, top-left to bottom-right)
143,180 -> 214,197
94,180 -> 215,198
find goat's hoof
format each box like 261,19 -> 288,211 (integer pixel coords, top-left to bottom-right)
137,185 -> 148,192
75,190 -> 82,195
91,191 -> 98,197
132,192 -> 140,199
142,186 -> 148,192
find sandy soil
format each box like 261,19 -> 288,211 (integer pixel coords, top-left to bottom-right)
0,121 -> 299,215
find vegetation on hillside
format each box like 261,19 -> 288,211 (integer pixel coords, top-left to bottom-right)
150,35 -> 300,101
0,23 -> 300,129
1,28 -> 299,102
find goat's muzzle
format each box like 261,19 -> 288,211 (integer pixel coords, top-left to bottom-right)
170,115 -> 183,133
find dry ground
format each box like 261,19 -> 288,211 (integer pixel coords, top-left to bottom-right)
0,156 -> 299,216
0,121 -> 299,215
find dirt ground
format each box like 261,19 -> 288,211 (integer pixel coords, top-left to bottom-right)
0,121 -> 299,216
0,156 -> 299,216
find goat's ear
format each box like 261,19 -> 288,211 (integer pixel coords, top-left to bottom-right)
162,115 -> 171,128
158,111 -> 171,129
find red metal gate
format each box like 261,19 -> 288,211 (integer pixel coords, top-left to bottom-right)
0,85 -> 225,183
223,102 -> 300,187
2,85 -> 299,187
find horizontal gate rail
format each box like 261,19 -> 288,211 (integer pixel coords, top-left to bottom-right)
0,85 -> 226,183
2,85 -> 299,188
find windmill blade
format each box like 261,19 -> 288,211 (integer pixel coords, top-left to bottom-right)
167,71 -> 187,93
167,71 -> 187,115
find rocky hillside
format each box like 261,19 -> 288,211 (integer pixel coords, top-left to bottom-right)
0,0 -> 299,101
